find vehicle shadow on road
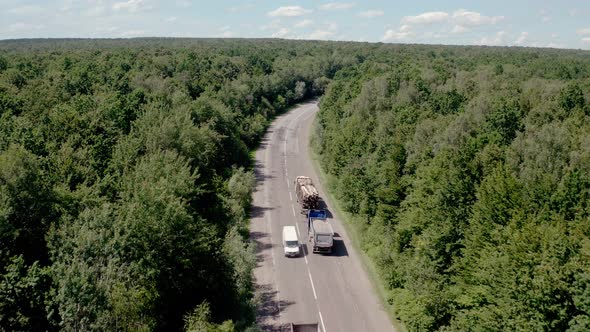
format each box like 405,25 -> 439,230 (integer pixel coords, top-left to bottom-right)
331,239 -> 349,257
316,200 -> 333,219
300,243 -> 309,257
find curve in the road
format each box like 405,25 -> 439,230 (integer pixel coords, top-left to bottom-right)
251,100 -> 396,332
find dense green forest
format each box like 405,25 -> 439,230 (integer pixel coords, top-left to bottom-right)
315,46 -> 590,330
2,38 -> 590,331
0,38 -> 364,331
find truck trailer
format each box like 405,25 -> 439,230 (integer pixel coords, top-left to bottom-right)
307,209 -> 333,254
294,176 -> 320,213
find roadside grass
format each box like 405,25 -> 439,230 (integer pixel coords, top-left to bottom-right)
308,117 -> 407,332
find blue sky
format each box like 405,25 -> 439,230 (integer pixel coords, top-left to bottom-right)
1,0 -> 590,49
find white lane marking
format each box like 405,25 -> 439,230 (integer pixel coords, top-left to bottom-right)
295,222 -> 301,237
308,271 -> 318,300
291,205 -> 296,217
292,107 -> 313,123
353,300 -> 361,314
284,139 -> 287,162
301,111 -> 316,122
289,192 -> 293,201
319,311 -> 327,332
295,108 -> 317,155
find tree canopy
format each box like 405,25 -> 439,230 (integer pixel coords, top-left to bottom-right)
1,37 -> 590,331
0,38 -> 356,331
314,42 -> 590,331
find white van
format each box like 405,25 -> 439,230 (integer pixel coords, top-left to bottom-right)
282,226 -> 300,257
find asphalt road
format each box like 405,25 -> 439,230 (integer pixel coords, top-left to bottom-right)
251,100 -> 397,332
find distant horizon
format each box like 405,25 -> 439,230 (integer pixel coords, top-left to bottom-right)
1,1 -> 590,50
2,37 -> 590,52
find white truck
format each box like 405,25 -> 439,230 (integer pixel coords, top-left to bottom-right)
307,209 -> 333,254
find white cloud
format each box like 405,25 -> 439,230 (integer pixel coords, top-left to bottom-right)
358,10 -> 384,18
399,9 -> 504,34
166,16 -> 177,23
221,31 -> 234,37
8,5 -> 43,15
452,25 -> 469,33
452,9 -> 504,26
546,42 -> 564,48
112,0 -> 152,13
478,31 -> 507,46
541,16 -> 551,23
514,31 -> 529,45
268,6 -> 312,17
399,25 -> 411,32
272,28 -> 290,38
308,30 -> 335,39
382,28 -> 412,41
319,2 -> 354,10
577,28 -> 590,35
295,19 -> 313,28
582,37 -> 590,43
402,12 -> 449,25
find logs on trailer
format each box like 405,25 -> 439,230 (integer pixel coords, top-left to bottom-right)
295,176 -> 320,210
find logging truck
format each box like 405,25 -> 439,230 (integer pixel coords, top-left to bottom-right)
294,176 -> 320,213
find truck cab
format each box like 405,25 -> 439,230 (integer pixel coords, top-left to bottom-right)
282,226 -> 300,257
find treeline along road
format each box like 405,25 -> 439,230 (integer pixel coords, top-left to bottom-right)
2,38 -> 590,331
